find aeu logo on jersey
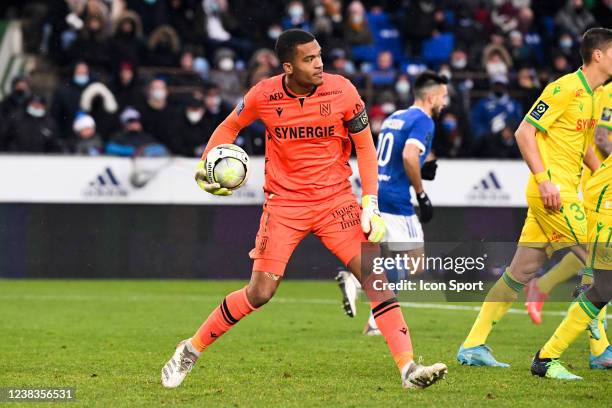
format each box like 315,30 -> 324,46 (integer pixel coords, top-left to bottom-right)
267,90 -> 284,101
529,100 -> 549,121
320,101 -> 332,117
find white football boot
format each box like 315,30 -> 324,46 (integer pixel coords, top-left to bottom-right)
335,269 -> 361,318
161,339 -> 200,388
402,360 -> 448,389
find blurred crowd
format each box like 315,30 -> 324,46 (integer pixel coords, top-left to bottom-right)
0,0 -> 610,158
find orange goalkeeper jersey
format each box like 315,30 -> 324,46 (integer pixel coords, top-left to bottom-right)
205,73 -> 374,205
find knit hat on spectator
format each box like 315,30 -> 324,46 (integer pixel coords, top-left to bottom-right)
73,113 -> 96,133
120,107 -> 141,125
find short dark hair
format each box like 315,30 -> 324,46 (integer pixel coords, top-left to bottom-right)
580,27 -> 612,64
413,71 -> 448,100
275,29 -> 316,63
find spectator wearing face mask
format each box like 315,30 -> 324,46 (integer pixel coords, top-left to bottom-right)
106,107 -> 169,157
433,111 -> 470,158
72,113 -> 103,155
176,95 -> 214,157
394,74 -> 411,107
51,60 -> 92,140
137,78 -> 181,154
0,75 -> 31,129
343,1 -> 372,46
482,46 -> 512,77
555,31 -> 582,68
203,85 -> 232,129
265,23 -> 284,49
469,75 -> 523,153
209,48 -> 243,103
282,1 -> 311,31
1,94 -> 62,153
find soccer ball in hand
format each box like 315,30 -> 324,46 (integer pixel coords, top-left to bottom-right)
204,144 -> 250,190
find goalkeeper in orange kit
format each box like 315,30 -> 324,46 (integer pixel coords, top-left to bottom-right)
160,29 -> 447,390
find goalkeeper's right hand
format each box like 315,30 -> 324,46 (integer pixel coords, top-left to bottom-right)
194,160 -> 233,196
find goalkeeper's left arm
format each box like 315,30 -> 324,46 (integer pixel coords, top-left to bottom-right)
351,126 -> 385,243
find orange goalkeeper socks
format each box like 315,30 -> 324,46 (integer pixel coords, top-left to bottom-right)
190,286 -> 257,352
371,298 -> 414,371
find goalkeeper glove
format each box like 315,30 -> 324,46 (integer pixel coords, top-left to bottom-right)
194,160 -> 233,196
361,195 -> 386,243
421,159 -> 438,181
416,191 -> 433,223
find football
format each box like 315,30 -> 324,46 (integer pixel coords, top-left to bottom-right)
204,144 -> 250,190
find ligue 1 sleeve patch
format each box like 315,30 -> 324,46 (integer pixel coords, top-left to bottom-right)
529,100 -> 549,121
236,98 -> 245,117
346,110 -> 369,133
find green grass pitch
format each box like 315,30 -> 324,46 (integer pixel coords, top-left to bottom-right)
0,280 -> 609,407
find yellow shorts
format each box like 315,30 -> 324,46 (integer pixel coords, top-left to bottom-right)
586,210 -> 612,271
518,196 -> 587,252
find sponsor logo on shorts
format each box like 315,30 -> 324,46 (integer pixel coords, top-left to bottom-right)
331,202 -> 361,230
529,100 -> 549,120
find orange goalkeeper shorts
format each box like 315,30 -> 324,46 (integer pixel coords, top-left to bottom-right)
248,193 -> 368,276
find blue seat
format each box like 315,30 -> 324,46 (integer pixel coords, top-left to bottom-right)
422,32 -> 455,67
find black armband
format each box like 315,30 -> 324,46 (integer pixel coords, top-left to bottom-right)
345,109 -> 369,134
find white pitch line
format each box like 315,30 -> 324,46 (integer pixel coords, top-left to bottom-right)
0,293 -> 609,319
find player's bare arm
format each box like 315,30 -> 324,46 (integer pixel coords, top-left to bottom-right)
402,144 -> 424,194
583,145 -> 601,173
595,126 -> 612,156
515,120 -> 560,211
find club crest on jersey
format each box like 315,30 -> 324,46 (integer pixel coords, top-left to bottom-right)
320,101 -> 332,117
529,100 -> 549,120
602,107 -> 611,122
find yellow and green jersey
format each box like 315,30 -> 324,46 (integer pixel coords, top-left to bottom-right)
594,82 -> 612,161
524,68 -> 603,199
585,84 -> 612,215
598,82 -> 612,131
